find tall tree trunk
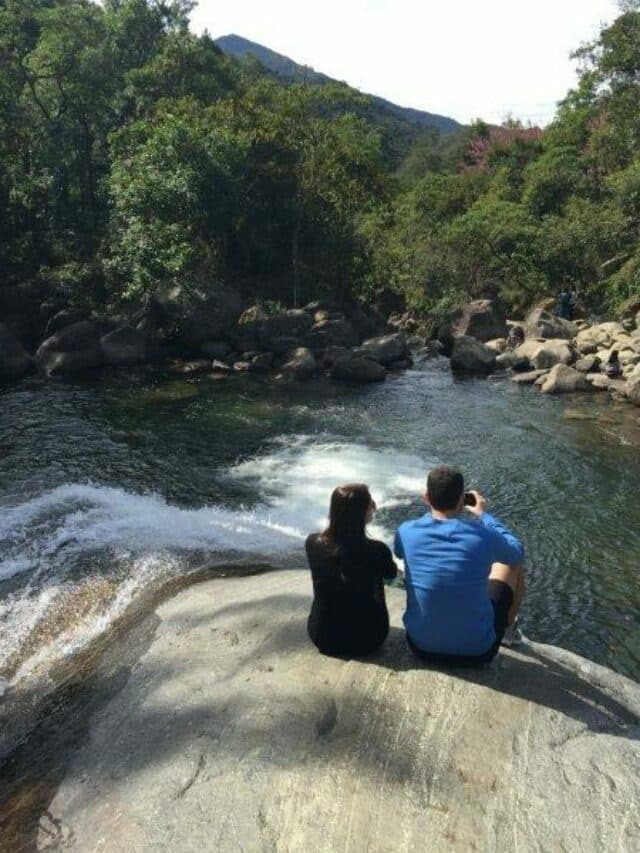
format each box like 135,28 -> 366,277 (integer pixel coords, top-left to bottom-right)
292,187 -> 304,308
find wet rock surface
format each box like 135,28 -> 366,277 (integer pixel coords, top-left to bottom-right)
450,336 -> 497,374
4,572 -> 638,853
36,320 -> 104,376
540,364 -> 591,394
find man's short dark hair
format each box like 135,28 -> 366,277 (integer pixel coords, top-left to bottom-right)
427,465 -> 464,511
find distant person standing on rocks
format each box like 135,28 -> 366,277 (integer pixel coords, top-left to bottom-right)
394,466 -> 525,667
556,288 -> 573,320
306,484 -> 397,657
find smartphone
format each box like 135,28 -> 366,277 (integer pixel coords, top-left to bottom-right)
463,492 -> 477,507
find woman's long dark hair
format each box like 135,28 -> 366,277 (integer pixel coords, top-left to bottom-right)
321,484 -> 373,580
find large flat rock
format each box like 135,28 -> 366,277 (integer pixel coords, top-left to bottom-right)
14,572 -> 640,851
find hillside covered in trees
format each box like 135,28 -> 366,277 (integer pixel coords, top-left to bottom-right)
214,34 -> 462,135
1,0 -> 640,348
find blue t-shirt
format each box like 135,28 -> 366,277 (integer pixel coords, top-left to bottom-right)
394,512 -> 524,656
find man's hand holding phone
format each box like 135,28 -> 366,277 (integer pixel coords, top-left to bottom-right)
464,490 -> 487,518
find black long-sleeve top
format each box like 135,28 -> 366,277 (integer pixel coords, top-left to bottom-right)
305,533 -> 397,657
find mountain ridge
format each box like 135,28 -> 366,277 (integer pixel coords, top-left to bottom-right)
215,34 -> 462,135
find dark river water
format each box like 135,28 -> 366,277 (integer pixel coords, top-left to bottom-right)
1,357 -> 640,693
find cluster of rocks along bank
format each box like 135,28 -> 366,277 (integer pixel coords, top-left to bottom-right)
0,287 -> 418,385
436,298 -> 640,408
2,287 -> 640,407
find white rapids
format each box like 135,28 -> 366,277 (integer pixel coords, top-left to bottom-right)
0,436 -> 428,687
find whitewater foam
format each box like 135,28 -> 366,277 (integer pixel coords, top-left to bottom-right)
0,436 -> 429,685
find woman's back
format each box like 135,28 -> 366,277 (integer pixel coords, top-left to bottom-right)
306,532 -> 397,656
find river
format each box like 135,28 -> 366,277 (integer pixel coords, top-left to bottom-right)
1,357 -> 640,698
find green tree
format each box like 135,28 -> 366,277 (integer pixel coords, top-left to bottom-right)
108,101 -> 241,301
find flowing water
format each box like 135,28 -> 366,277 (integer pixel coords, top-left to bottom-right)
1,358 -> 640,703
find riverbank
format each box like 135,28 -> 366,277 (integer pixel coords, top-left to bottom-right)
3,294 -> 640,415
2,570 -> 639,852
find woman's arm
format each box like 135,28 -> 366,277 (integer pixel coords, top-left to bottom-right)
377,542 -> 398,579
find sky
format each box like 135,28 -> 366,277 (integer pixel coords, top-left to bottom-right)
190,0 -> 622,126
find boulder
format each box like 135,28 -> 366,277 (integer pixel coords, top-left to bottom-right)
587,373 -> 615,391
248,352 -> 274,374
512,338 -> 545,364
269,336 -> 306,356
357,332 -> 410,366
319,346 -> 352,369
100,326 -> 146,366
175,286 -> 243,348
200,341 -> 231,360
485,338 -> 507,353
279,347 -> 317,380
414,341 -> 444,361
626,376 -> 640,406
589,321 -> 626,347
36,321 -> 104,376
596,347 -> 639,368
210,360 -> 232,375
627,362 -> 640,382
530,339 -> 575,370
23,572 -> 640,853
169,359 -> 211,376
268,309 -> 312,340
511,369 -> 549,385
540,364 -> 591,394
305,318 -> 359,352
608,379 -> 630,399
575,333 -> 598,356
238,311 -> 313,353
345,303 -> 386,340
0,323 -> 32,380
575,355 -> 601,374
238,305 -> 268,325
524,306 -> 576,340
133,297 -> 171,344
330,354 -> 387,383
450,298 -> 508,342
44,309 -> 85,337
495,350 -> 530,371
450,336 -> 496,374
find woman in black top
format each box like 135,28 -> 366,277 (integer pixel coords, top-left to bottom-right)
305,483 -> 397,657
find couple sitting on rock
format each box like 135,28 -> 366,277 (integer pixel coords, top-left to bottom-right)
305,465 -> 525,666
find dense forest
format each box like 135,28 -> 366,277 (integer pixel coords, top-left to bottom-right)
2,0 -> 640,347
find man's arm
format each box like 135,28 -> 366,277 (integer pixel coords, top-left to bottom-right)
464,491 -> 524,566
481,513 -> 525,566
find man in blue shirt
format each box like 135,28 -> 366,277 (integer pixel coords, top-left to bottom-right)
394,465 -> 525,666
